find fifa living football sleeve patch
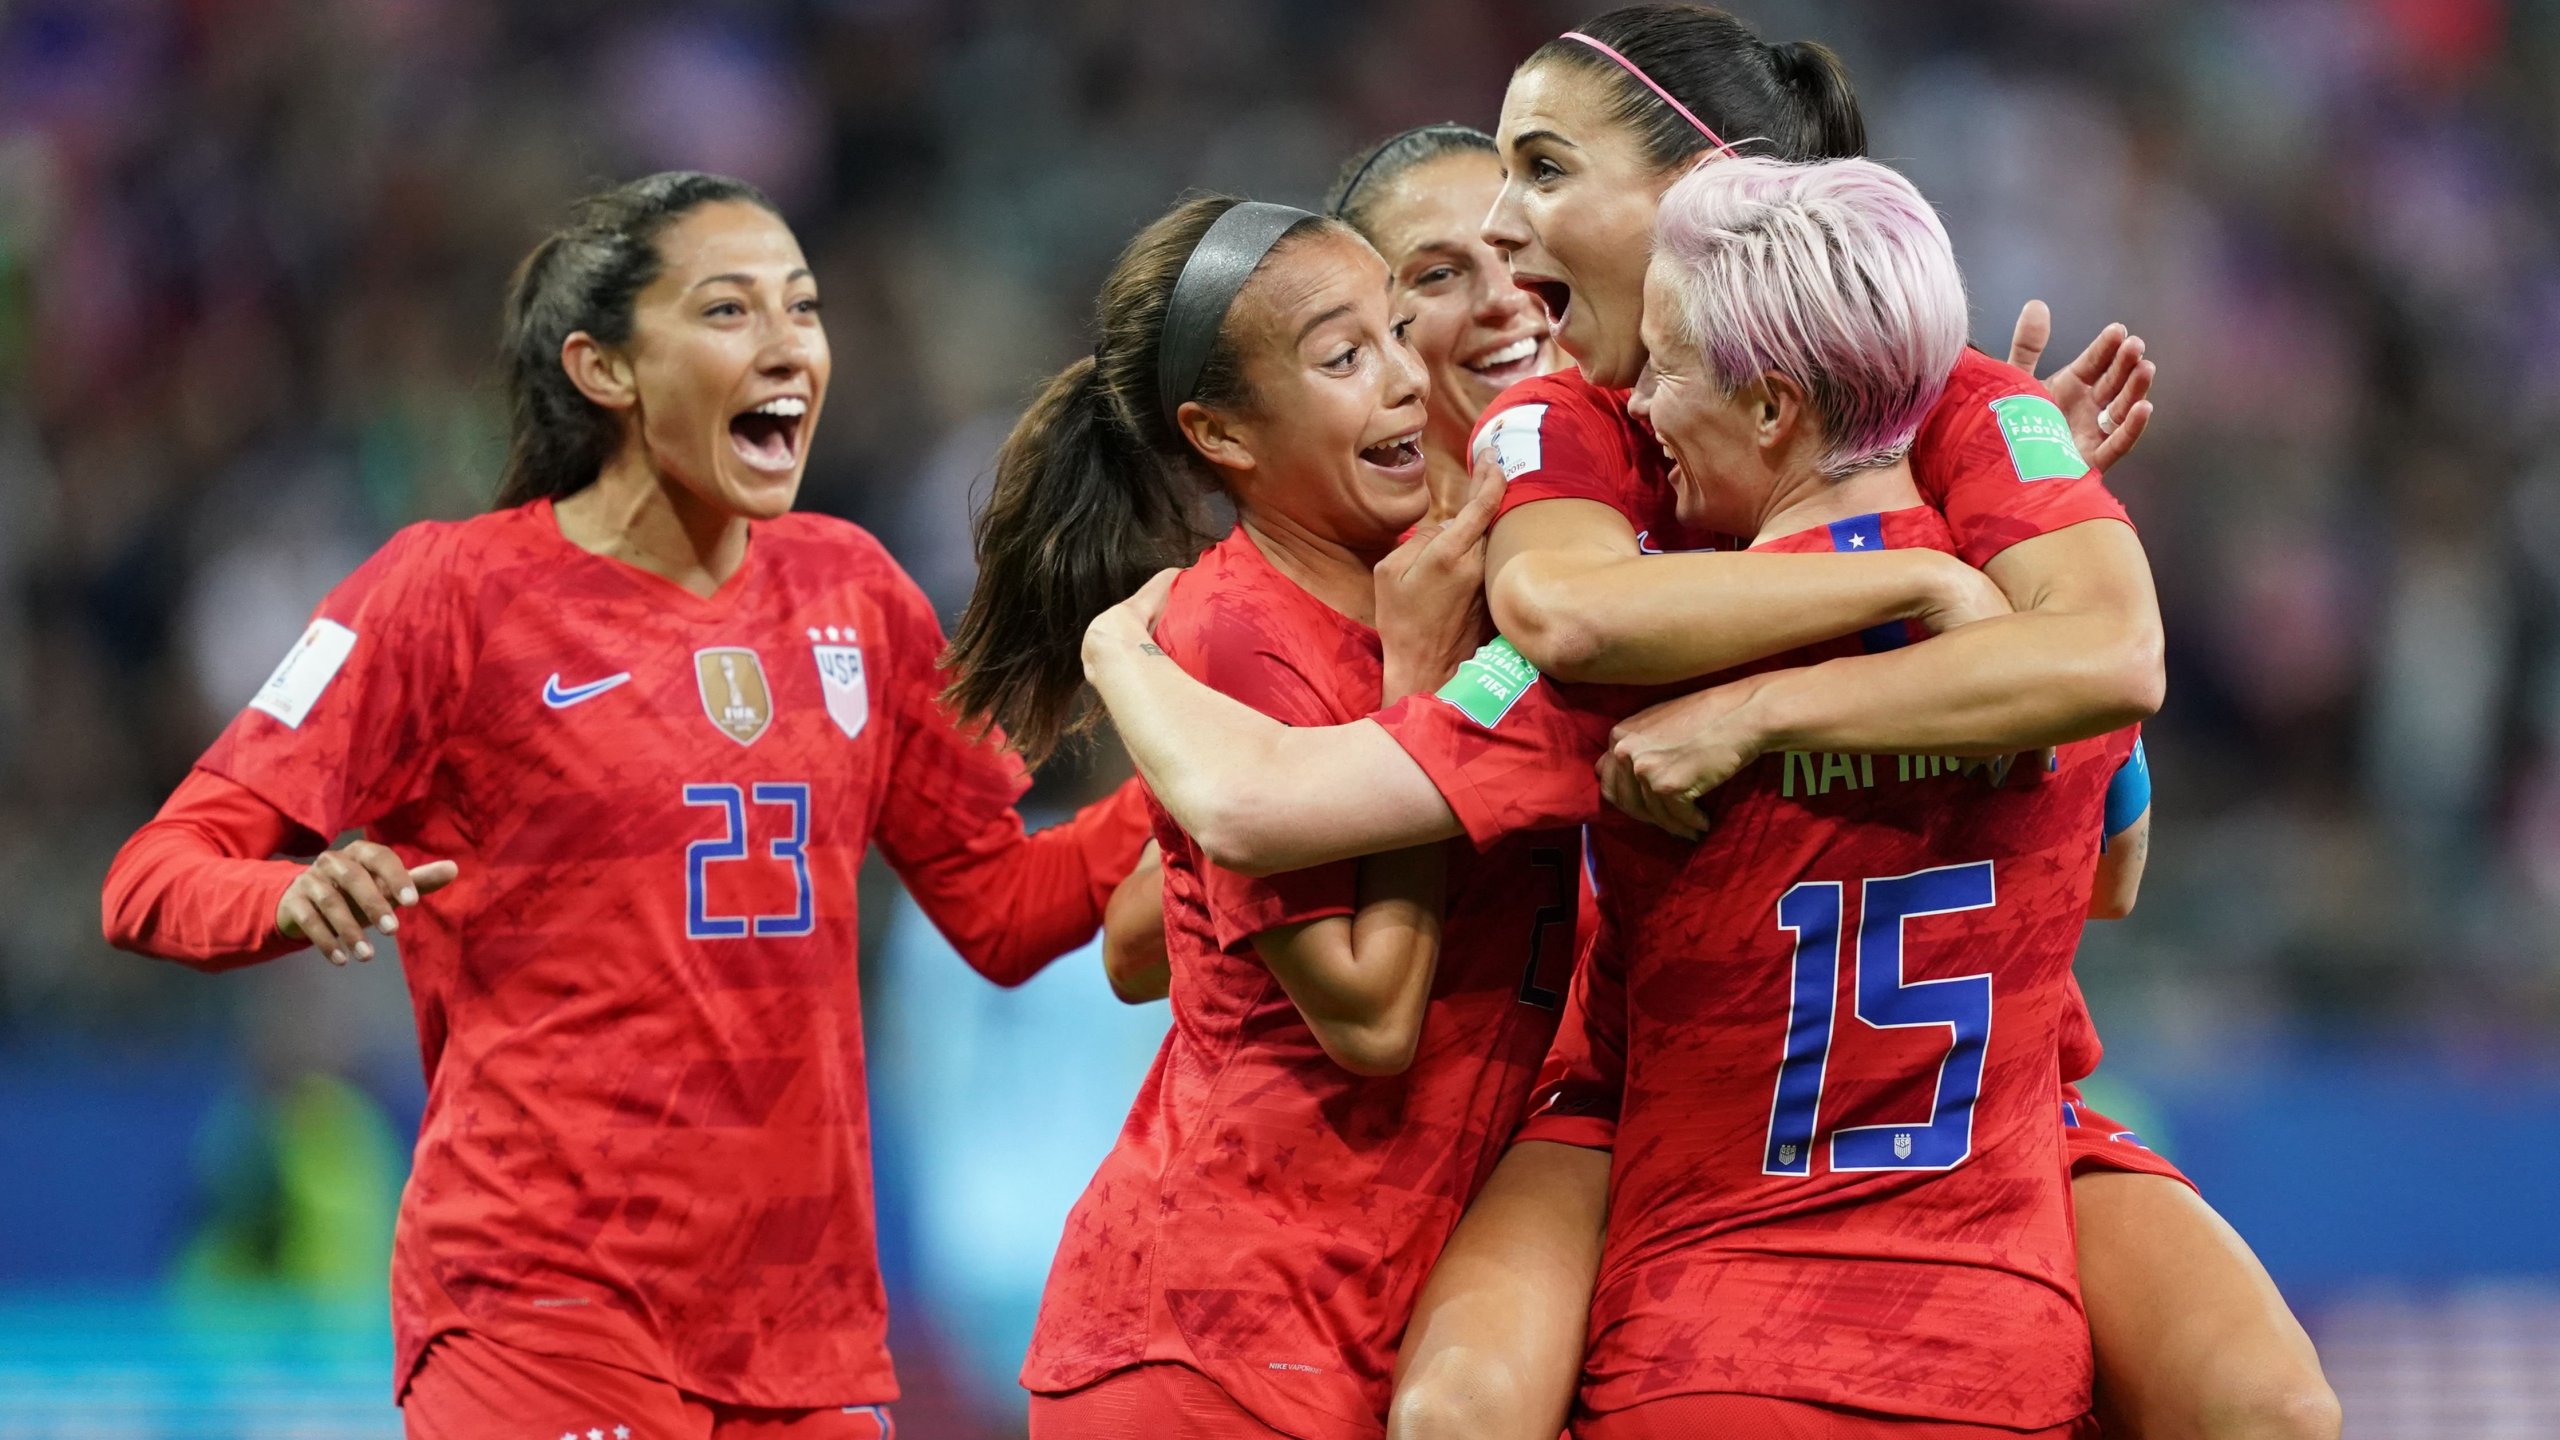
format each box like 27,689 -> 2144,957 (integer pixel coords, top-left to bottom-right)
249,618 -> 358,729
1987,394 -> 2089,481
1436,636 -> 1540,728
1473,403 -> 1550,480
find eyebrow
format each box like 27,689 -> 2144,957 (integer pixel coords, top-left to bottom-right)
1296,303 -> 1357,344
1509,128 -> 1578,152
688,267 -> 814,292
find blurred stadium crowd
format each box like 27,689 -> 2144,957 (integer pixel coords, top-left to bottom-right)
1,0 -> 2557,1435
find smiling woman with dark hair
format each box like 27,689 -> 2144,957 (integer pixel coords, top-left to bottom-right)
948,193 -> 1577,1440
99,171 -> 1149,1439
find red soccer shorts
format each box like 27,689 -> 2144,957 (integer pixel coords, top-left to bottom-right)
1575,1393 -> 2098,1439
2061,1086 -> 2197,1191
1028,1363 -> 1288,1439
403,1331 -> 894,1440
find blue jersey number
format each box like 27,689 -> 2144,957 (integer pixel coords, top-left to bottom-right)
684,782 -> 815,940
1763,861 -> 1996,1176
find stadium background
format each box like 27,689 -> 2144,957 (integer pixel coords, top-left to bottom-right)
2,0 -> 2556,1435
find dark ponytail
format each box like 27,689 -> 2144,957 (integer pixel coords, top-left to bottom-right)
494,171 -> 779,510
942,195 -> 1346,764
1766,38 -> 1865,162
1526,5 -> 1866,171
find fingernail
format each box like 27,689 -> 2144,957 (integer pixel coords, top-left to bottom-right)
327,950 -> 346,965
379,913 -> 399,933
355,940 -> 374,961
398,886 -> 419,905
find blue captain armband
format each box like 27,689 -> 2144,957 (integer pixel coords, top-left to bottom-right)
2102,737 -> 2151,848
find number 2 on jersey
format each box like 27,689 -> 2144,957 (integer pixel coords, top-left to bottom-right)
1765,861 -> 1995,1175
684,782 -> 814,939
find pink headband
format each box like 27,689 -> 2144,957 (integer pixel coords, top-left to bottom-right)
1559,30 -> 1741,159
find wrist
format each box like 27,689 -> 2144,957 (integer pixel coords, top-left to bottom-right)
1080,622 -> 1156,686
1381,655 -> 1433,706
1722,671 -> 1793,761
1382,639 -> 1468,706
272,869 -> 304,940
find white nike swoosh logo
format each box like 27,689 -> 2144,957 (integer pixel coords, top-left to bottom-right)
543,672 -> 633,708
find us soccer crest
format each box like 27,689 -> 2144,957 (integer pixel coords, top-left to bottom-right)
695,647 -> 772,745
808,625 -> 867,739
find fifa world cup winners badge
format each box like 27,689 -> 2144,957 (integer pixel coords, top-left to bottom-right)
695,647 -> 774,745
808,624 -> 869,739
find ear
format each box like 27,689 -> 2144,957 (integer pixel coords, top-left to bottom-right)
561,332 -> 638,412
1757,371 -> 1809,459
1177,399 -> 1258,476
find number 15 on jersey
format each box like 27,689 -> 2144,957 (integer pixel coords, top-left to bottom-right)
1765,861 -> 1996,1176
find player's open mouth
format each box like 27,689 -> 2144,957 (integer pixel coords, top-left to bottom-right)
1518,276 -> 1572,328
729,396 -> 808,474
1359,430 -> 1426,477
1461,333 -> 1545,387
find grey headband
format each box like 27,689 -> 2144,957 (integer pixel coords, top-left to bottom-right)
1156,201 -> 1318,432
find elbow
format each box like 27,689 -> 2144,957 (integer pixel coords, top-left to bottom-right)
1490,566 -> 1608,682
98,861 -> 147,955
1317,1016 -> 1423,1078
1102,946 -> 1172,1005
1324,1031 -> 1421,1078
2092,622 -> 2166,727
99,907 -> 140,955
1187,790 -> 1290,878
971,952 -> 1043,989
2086,889 -> 2137,922
1155,749 -> 1293,877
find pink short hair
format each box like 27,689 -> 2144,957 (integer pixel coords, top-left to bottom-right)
1652,156 -> 1968,477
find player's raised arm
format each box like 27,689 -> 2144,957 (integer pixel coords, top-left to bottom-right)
1081,574 -> 1459,877
1600,519 -> 2163,818
1477,309 -> 2152,694
1485,490 -> 2003,686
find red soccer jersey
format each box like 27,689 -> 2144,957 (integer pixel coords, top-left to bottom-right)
1472,348 -> 2131,567
192,499 -> 1140,1408
1375,507 -> 2120,1429
1022,528 -> 1581,1440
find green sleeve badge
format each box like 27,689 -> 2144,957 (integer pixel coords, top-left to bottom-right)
1987,394 -> 2088,482
1436,636 -> 1541,728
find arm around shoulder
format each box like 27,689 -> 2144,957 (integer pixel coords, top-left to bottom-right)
1082,582 -> 1461,875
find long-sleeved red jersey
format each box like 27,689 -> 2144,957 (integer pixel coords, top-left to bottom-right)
101,498 -> 1149,1408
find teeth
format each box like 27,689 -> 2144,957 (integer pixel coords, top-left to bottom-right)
1467,337 -> 1539,371
750,397 -> 808,418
